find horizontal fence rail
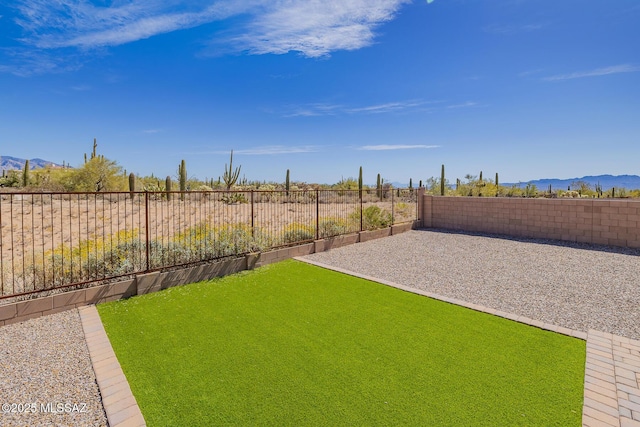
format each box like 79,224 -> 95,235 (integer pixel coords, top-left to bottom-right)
0,189 -> 418,300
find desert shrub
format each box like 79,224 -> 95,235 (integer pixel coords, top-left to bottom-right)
221,193 -> 248,204
213,224 -> 271,256
5,222 -> 276,294
394,202 -> 411,217
173,223 -> 271,260
363,205 -> 392,230
561,190 -> 580,198
318,218 -> 348,238
281,223 -> 315,244
349,205 -> 392,231
6,230 -> 147,292
0,170 -> 21,187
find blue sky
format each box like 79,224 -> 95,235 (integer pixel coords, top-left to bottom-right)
1,0 -> 639,185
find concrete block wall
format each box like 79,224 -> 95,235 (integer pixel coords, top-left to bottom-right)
420,195 -> 640,248
0,222 -> 419,326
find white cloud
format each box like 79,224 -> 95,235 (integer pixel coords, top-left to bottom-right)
544,64 -> 640,81
518,68 -> 544,78
484,23 -> 548,35
284,99 -> 433,117
284,103 -> 343,118
445,101 -> 477,109
11,0 -> 410,58
14,1 -> 234,49
231,146 -> 319,155
0,47 -> 83,76
358,144 -> 440,151
346,100 -> 426,114
221,0 -> 411,57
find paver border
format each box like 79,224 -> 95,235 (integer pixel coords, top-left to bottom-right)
294,257 -> 640,427
78,305 -> 146,427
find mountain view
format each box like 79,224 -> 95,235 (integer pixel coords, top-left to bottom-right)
3,154 -> 639,190
0,155 -> 63,170
505,175 -> 640,191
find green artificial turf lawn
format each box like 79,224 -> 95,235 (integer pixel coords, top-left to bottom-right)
98,259 -> 585,426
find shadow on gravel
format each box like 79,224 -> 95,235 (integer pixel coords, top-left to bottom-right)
413,228 -> 640,257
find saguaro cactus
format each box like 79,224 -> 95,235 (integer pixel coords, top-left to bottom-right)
91,138 -> 97,159
179,160 -> 187,191
377,173 -> 382,200
440,164 -> 445,196
128,172 -> 136,199
495,172 -> 499,197
165,176 -> 172,201
223,150 -> 241,191
358,166 -> 363,197
22,159 -> 30,187
179,159 -> 187,200
409,178 -> 413,190
285,169 -> 290,195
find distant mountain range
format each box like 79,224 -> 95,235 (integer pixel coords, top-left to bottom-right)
504,174 -> 640,191
2,155 -> 639,190
391,174 -> 640,190
1,155 -> 63,171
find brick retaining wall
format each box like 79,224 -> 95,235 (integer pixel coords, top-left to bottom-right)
419,195 -> 640,248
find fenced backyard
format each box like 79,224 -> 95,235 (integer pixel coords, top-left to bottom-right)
0,189 -> 418,300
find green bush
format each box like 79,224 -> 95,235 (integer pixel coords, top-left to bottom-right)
318,218 -> 348,238
281,223 -> 315,244
350,205 -> 392,230
5,223 -> 275,294
221,193 -> 248,204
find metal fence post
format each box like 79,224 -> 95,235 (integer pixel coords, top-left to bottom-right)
251,190 -> 255,237
391,188 -> 395,225
360,189 -> 363,231
315,189 -> 319,240
145,191 -> 150,272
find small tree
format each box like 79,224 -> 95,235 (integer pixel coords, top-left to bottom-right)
571,180 -> 593,197
66,156 -> 124,191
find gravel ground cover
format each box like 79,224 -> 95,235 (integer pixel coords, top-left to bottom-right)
0,309 -> 107,427
304,229 -> 640,340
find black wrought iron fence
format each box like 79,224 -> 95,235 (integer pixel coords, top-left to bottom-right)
0,189 -> 418,300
